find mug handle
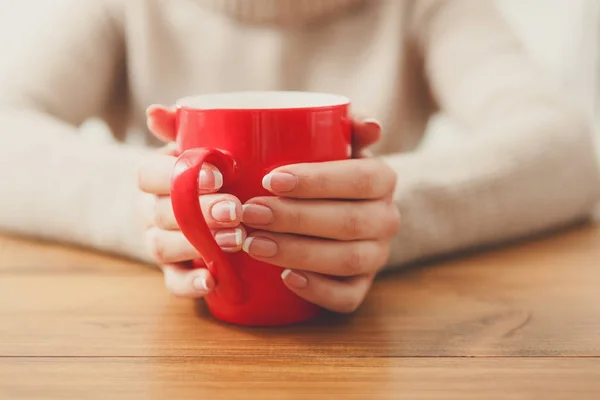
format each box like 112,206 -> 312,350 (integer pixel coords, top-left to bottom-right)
170,148 -> 245,305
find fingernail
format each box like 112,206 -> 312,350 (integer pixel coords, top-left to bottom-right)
242,237 -> 278,257
281,269 -> 308,289
199,169 -> 223,191
362,118 -> 381,130
211,201 -> 237,222
215,228 -> 243,247
145,104 -> 159,117
263,172 -> 297,193
192,276 -> 210,292
242,204 -> 274,225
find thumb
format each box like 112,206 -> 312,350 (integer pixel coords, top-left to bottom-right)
146,105 -> 177,142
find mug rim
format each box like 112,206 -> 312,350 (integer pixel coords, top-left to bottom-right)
176,91 -> 350,111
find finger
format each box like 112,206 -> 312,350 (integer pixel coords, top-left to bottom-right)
157,142 -> 179,156
146,104 -> 177,142
281,270 -> 374,314
262,158 -> 396,200
351,118 -> 381,157
147,226 -> 245,264
153,193 -> 243,230
161,263 -> 215,298
242,198 -> 400,240
137,154 -> 222,195
210,227 -> 247,252
358,149 -> 374,159
147,227 -> 199,264
242,233 -> 389,276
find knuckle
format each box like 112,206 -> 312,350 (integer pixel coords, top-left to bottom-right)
154,199 -> 167,229
136,163 -> 147,190
379,160 -> 395,178
375,242 -> 391,269
287,207 -> 304,229
352,167 -> 376,195
381,243 -> 392,266
336,295 -> 362,314
136,166 -> 143,188
386,170 -> 397,194
341,245 -> 366,275
386,206 -> 401,236
135,156 -> 161,192
388,166 -> 397,183
163,274 -> 178,295
342,207 -> 364,239
148,230 -> 167,264
139,193 -> 157,228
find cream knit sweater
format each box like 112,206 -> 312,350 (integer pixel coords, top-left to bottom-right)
0,0 -> 599,269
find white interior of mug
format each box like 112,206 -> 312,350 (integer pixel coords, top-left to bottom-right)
177,91 -> 350,110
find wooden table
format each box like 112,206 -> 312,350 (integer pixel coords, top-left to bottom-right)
1,218 -> 599,399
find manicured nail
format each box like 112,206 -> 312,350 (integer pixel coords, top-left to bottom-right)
242,237 -> 278,257
215,228 -> 243,247
242,204 -> 274,225
199,168 -> 223,191
263,172 -> 297,193
362,118 -> 381,130
211,201 -> 237,222
145,104 -> 160,117
281,269 -> 308,289
192,276 -> 210,292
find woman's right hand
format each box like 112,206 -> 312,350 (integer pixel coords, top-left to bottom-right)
137,105 -> 246,298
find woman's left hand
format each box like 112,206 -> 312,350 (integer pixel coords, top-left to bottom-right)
241,119 -> 400,313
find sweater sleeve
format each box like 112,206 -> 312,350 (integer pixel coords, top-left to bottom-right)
0,0 -> 153,263
381,0 -> 600,268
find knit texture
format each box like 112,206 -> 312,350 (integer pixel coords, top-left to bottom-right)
0,0 -> 599,268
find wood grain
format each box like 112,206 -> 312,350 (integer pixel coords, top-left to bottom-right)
1,223 -> 599,358
1,358 -> 599,400
1,218 -> 599,398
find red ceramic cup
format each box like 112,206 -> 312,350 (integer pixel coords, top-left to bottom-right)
168,91 -> 351,326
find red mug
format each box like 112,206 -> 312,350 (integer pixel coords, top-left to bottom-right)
167,91 -> 351,326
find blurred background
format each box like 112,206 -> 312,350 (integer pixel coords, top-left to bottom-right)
0,0 -> 598,155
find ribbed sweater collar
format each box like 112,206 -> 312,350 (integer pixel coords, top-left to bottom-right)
198,0 -> 365,25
